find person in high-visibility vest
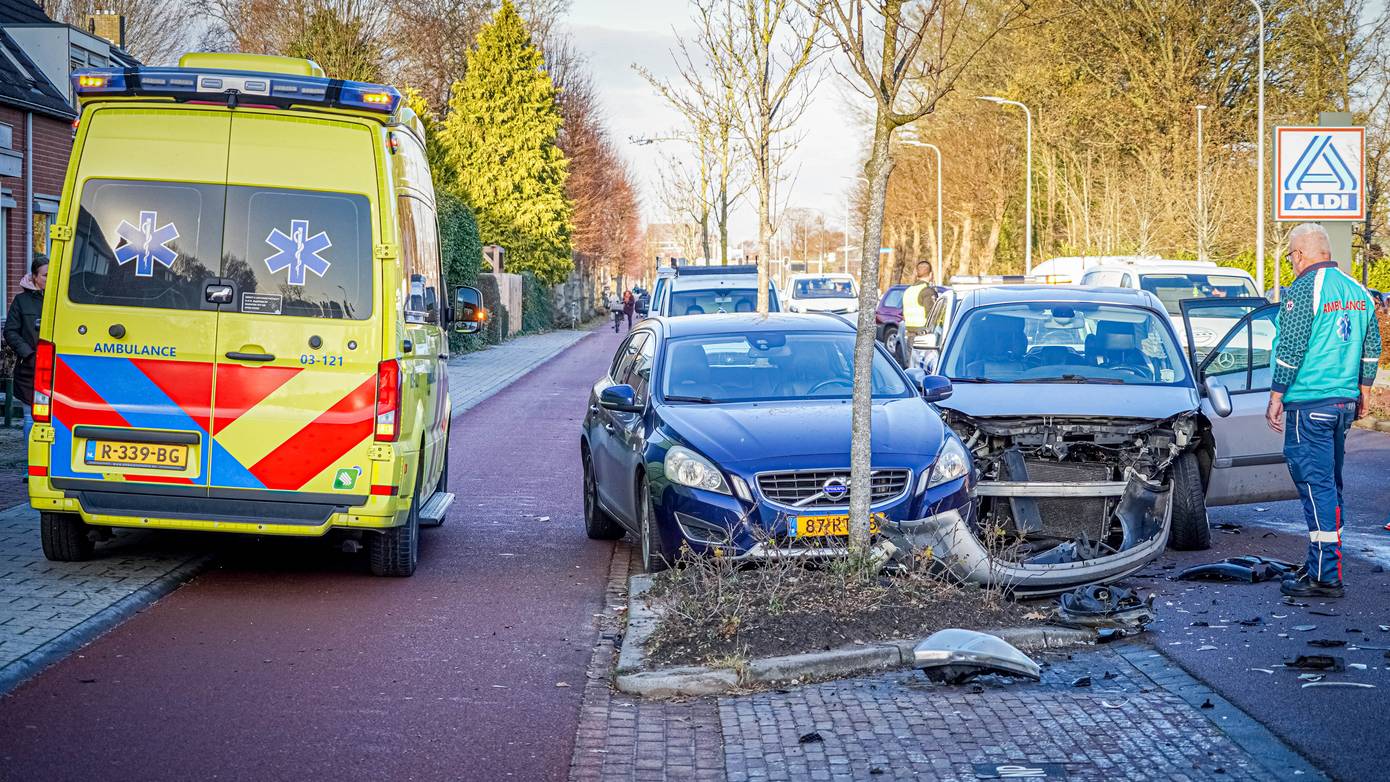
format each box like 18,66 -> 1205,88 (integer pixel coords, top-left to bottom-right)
899,260 -> 938,368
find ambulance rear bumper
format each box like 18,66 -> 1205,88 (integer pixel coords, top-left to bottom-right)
36,477 -> 406,536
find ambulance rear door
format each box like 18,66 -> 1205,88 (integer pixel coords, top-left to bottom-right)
49,107 -> 230,491
205,111 -> 383,501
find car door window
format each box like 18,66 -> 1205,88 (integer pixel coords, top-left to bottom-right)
1201,306 -> 1277,393
624,333 -> 657,406
610,332 -> 646,383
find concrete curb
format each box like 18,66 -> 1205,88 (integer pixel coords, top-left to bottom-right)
0,553 -> 213,697
614,573 -> 1098,698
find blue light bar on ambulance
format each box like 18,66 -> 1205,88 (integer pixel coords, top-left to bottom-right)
71,67 -> 401,114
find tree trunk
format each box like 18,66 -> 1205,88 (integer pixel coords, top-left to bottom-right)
848,116 -> 893,551
957,207 -> 975,276
756,157 -> 772,313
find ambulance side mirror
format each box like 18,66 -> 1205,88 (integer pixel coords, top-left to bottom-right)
451,286 -> 486,334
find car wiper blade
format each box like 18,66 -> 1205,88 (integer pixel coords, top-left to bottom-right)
949,376 -> 1000,383
1016,374 -> 1124,385
664,394 -> 718,404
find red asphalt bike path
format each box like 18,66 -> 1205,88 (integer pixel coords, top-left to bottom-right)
0,327 -> 623,782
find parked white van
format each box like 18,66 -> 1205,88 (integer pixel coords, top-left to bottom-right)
785,273 -> 858,314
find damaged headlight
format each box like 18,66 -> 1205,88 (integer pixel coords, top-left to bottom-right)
664,445 -> 731,495
925,437 -> 970,489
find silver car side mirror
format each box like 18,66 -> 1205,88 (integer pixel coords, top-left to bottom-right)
1204,377 -> 1233,418
912,333 -> 941,350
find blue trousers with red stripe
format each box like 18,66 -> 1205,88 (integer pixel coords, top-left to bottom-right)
1283,401 -> 1354,583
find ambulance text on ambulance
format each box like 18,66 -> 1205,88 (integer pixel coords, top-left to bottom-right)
92,343 -> 177,357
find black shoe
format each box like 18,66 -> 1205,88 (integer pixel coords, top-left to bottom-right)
1280,574 -> 1344,598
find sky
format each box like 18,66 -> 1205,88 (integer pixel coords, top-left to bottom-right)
560,1 -> 863,250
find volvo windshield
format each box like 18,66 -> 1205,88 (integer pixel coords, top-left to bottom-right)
661,332 -> 911,403
941,302 -> 1188,386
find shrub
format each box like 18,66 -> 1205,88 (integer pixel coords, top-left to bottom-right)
520,271 -> 553,334
438,191 -> 484,289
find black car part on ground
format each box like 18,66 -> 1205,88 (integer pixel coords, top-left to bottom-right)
1174,556 -> 1299,583
1056,584 -> 1155,630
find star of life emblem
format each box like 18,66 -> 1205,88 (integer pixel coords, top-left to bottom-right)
264,219 -> 332,286
114,210 -> 179,277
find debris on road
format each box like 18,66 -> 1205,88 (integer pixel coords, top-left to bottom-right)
1302,681 -> 1376,689
1292,625 -> 1317,632
1174,556 -> 1297,583
1213,522 -> 1243,534
1056,584 -> 1155,630
1284,655 -> 1345,671
798,731 -> 824,744
1308,639 -> 1347,648
914,629 -> 1042,684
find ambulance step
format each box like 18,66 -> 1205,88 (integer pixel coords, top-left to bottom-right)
419,491 -> 455,527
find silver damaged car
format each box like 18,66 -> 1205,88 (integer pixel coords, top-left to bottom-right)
894,286 -> 1296,596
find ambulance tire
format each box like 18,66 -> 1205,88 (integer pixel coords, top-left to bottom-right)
370,469 -> 421,576
40,512 -> 94,562
1167,452 -> 1211,551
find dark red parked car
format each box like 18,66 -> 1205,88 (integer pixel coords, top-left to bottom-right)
875,285 -> 909,364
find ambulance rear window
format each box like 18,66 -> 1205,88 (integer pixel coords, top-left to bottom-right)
222,187 -> 373,320
67,179 -> 225,311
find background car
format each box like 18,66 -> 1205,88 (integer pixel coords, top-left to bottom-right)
579,313 -> 971,572
1079,260 -> 1262,362
926,286 -> 1297,595
874,284 -> 908,362
785,273 -> 858,314
649,264 -> 781,317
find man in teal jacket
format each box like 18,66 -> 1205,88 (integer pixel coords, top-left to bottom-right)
1266,223 -> 1382,598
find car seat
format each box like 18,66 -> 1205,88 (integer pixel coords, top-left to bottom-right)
684,304 -> 706,316
668,342 -> 718,398
1088,321 -> 1149,373
961,315 -> 1027,377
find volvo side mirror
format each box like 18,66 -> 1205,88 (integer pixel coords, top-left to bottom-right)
599,384 -> 642,413
919,374 -> 954,404
451,286 -> 485,334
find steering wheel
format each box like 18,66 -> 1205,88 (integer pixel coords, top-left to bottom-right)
807,378 -> 854,395
1109,363 -> 1150,378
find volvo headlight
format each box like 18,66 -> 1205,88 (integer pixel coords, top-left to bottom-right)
664,445 -> 731,494
926,437 -> 970,489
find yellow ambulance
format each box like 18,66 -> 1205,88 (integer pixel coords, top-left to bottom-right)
28,53 -> 484,576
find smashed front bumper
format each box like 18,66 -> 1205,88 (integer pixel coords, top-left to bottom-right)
881,473 -> 1171,597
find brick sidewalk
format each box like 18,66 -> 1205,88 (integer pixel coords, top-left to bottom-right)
571,547 -> 1322,782
0,327 -> 595,695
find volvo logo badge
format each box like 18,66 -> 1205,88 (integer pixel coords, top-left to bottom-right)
822,477 -> 848,500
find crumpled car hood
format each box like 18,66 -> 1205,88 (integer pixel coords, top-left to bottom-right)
937,383 -> 1199,420
658,397 -> 946,465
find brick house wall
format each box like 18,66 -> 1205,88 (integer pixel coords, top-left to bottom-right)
0,104 -> 70,310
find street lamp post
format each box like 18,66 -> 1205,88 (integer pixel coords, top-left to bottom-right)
1196,104 -> 1208,261
899,138 -> 944,286
979,96 -> 1033,274
1249,0 -> 1267,294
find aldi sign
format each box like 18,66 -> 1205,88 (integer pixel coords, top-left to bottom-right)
1275,126 -> 1365,221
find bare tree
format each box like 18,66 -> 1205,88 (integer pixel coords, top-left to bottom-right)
635,1 -> 750,264
816,0 -> 1026,550
45,0 -> 200,64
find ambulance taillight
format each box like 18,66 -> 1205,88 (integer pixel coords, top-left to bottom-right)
32,339 -> 54,423
374,359 -> 400,441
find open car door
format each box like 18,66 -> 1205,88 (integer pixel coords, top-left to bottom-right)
1179,298 -> 1297,506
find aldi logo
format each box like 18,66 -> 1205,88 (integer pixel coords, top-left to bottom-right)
1275,127 -> 1366,221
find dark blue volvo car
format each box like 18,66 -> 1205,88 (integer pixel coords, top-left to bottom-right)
580,313 -> 973,572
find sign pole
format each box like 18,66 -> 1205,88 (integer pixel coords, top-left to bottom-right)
1318,112 -> 1354,275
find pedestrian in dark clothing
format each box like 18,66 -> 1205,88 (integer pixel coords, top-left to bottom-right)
1266,224 -> 1381,599
4,255 -> 48,442
622,290 -> 636,330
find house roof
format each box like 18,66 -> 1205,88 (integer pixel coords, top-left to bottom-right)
0,27 -> 76,118
0,0 -> 50,24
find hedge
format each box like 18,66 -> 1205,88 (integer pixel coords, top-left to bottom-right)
439,191 -> 483,289
519,271 -> 553,334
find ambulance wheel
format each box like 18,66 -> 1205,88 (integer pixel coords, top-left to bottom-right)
370,472 -> 421,576
40,512 -> 95,562
1168,452 -> 1211,551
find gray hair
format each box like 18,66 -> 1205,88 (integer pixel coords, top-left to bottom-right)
1288,223 -> 1331,255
